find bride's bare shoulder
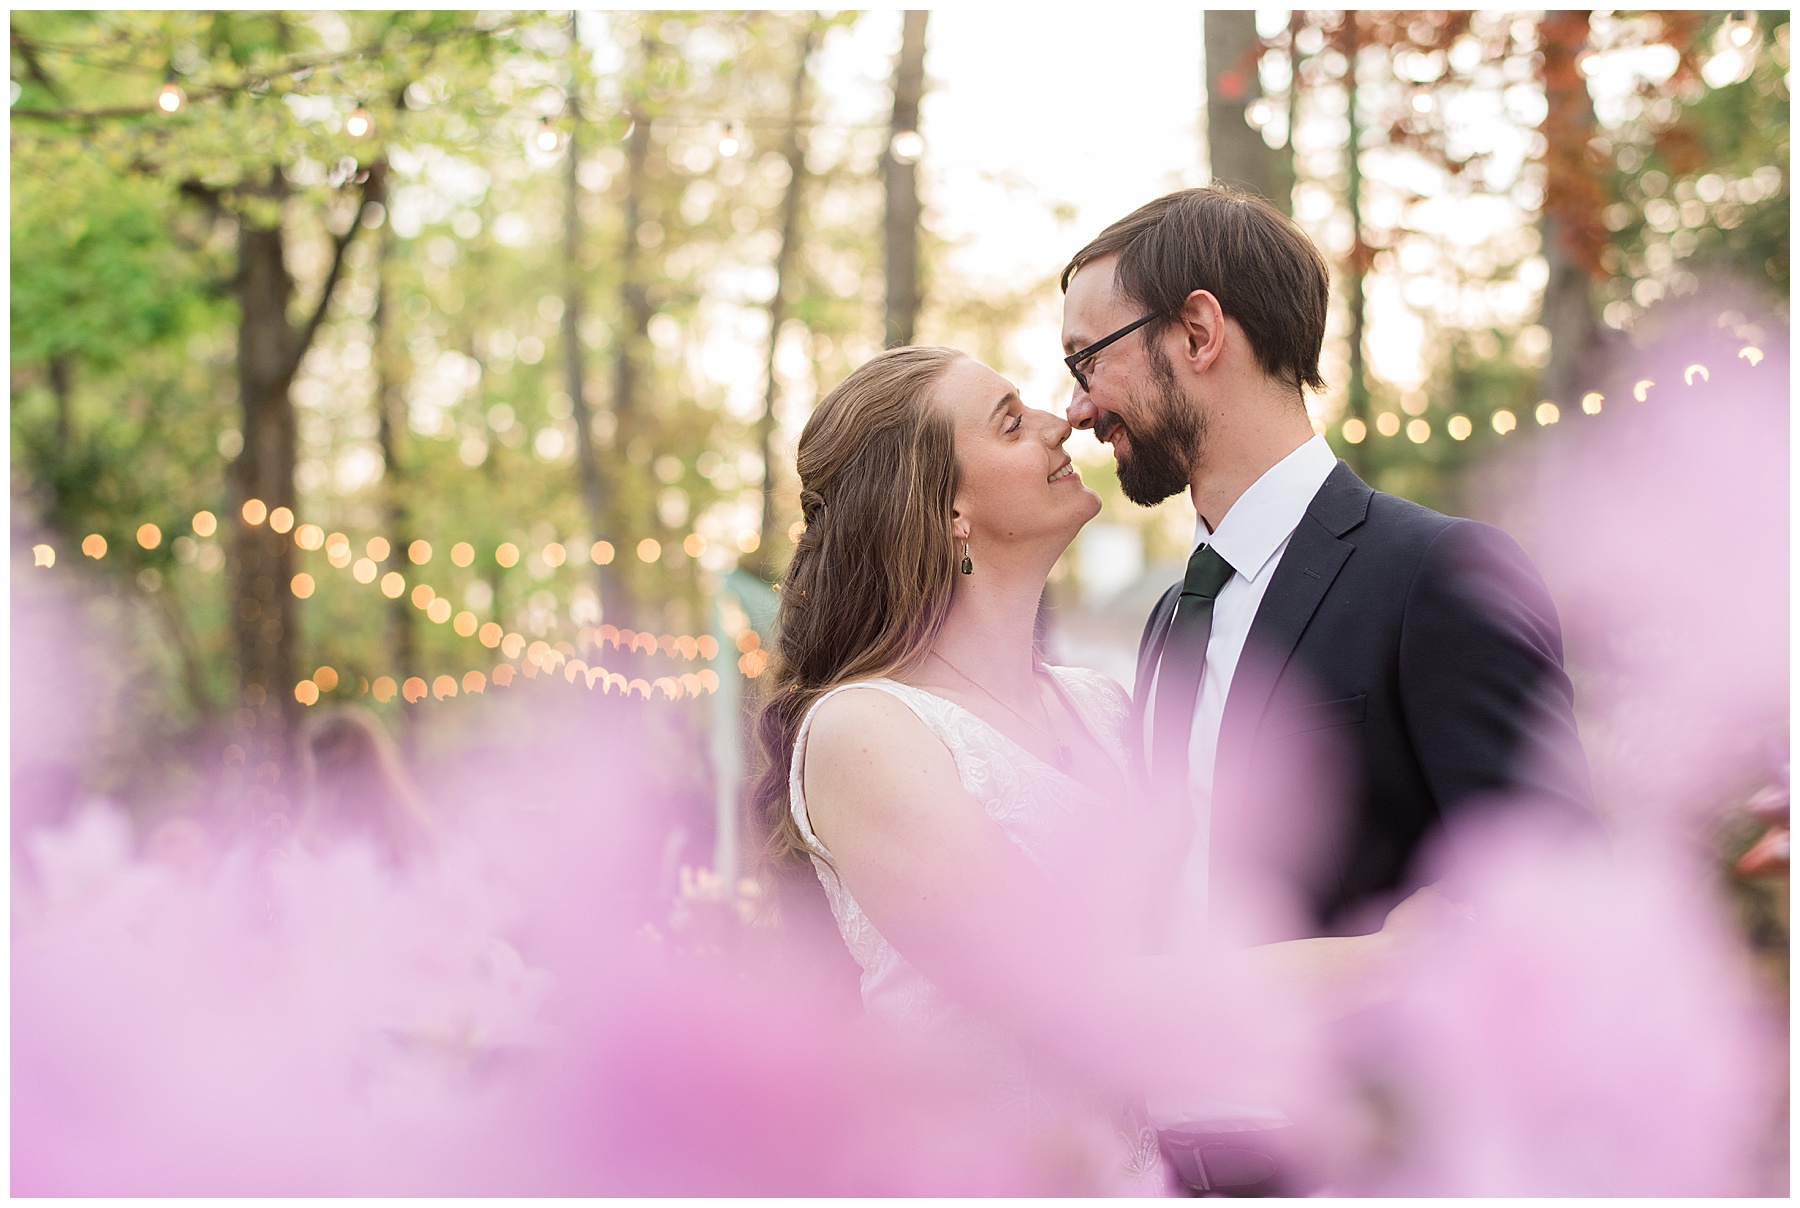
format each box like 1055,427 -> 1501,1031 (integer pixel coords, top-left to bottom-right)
805,682 -> 938,766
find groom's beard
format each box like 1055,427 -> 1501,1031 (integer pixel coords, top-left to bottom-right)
1103,342 -> 1205,508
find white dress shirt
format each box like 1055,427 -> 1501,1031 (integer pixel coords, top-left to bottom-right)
1143,433 -> 1339,950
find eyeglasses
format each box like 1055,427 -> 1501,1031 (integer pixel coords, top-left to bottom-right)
1064,313 -> 1159,392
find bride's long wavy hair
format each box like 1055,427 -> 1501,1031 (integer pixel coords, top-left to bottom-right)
750,345 -> 965,870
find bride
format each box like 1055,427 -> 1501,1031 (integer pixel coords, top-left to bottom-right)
749,346 -> 1443,1191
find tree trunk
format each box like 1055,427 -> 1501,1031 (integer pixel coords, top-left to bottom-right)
1341,16 -> 1372,477
607,80 -> 654,628
751,22 -> 818,580
562,14 -> 613,618
227,165 -> 379,795
1204,11 -> 1295,213
370,187 -> 416,732
48,352 -> 73,450
1536,10 -> 1606,411
882,11 -> 928,348
229,191 -> 302,791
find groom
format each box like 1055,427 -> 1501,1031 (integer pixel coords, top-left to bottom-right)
1060,187 -> 1595,1190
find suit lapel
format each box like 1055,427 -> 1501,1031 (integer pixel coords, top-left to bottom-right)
1213,463 -> 1371,806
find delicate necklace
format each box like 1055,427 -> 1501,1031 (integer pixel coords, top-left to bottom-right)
930,649 -> 1074,772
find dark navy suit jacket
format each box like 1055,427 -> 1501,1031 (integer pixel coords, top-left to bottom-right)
1132,461 -> 1595,940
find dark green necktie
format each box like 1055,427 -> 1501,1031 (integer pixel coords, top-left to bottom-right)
1151,544 -> 1235,799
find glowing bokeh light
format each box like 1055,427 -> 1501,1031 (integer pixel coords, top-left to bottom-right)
544,542 -> 566,567
192,510 -> 217,538
33,544 -> 55,567
295,523 -> 324,551
427,598 -> 452,624
136,523 -> 162,549
479,622 -> 504,649
242,499 -> 268,526
345,107 -> 372,139
737,532 -> 760,554
432,675 -> 457,700
1683,363 -> 1710,386
1376,412 -> 1401,437
1407,418 -> 1431,444
380,572 -> 406,599
1633,379 -> 1654,402
683,534 -> 705,557
402,677 -> 427,703
371,676 -> 397,703
409,540 -> 432,565
353,558 -> 378,584
1447,415 -> 1473,440
890,128 -> 924,164
363,536 -> 389,562
411,584 -> 435,609
591,541 -> 615,565
451,542 -> 474,567
82,534 -> 108,559
496,543 -> 520,568
454,611 -> 479,637
1581,392 -> 1604,415
1536,401 -> 1561,426
291,573 -> 315,599
294,680 -> 320,706
698,635 -> 720,660
268,507 -> 294,534
1341,417 -> 1367,444
155,82 -> 184,113
637,538 -> 662,563
462,670 -> 487,694
313,666 -> 339,692
492,664 -> 516,686
1492,409 -> 1518,435
501,633 -> 526,659
1738,346 -> 1763,366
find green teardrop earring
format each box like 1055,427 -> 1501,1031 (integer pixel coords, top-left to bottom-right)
960,541 -> 973,575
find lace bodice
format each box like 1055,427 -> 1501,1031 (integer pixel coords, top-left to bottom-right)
787,664 -> 1132,1030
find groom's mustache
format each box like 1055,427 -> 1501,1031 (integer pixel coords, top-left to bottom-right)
1092,411 -> 1125,446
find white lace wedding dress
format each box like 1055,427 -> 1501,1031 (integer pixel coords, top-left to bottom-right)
788,666 -> 1168,1193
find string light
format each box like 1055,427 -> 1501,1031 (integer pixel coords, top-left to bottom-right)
345,106 -> 372,139
1683,363 -> 1710,385
1492,409 -> 1518,434
83,534 -> 108,558
1446,415 -> 1473,441
889,128 -> 923,165
136,523 -> 162,549
534,117 -> 563,153
155,82 -> 185,114
717,120 -> 741,157
1341,417 -> 1367,444
33,544 -> 55,567
1581,392 -> 1604,415
1535,401 -> 1561,426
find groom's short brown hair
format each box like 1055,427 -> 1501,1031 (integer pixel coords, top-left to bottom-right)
1060,186 -> 1330,393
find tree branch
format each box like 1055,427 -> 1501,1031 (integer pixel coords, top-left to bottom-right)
10,20 -> 514,124
280,160 -> 386,389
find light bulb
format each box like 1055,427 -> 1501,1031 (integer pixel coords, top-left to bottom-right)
156,82 -> 185,113
890,129 -> 924,165
718,121 -> 740,157
345,107 -> 372,139
535,119 -> 562,152
1727,12 -> 1756,47
1245,98 -> 1273,129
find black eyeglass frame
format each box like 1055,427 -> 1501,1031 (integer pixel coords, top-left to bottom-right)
1064,312 -> 1160,391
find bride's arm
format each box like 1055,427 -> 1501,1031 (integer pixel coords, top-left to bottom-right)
803,688 -> 1091,1016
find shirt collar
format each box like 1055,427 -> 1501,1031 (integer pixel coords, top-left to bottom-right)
1192,433 -> 1338,583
